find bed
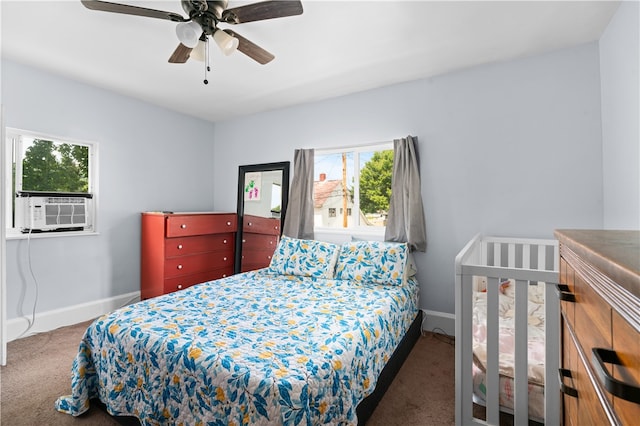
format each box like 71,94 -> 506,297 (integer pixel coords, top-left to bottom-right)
454,235 -> 561,426
56,237 -> 420,425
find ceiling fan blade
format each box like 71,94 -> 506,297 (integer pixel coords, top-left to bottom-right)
222,0 -> 303,24
168,43 -> 193,63
81,0 -> 188,22
224,30 -> 275,64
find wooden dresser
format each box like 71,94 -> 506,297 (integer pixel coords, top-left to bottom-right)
141,212 -> 237,299
238,214 -> 280,273
556,230 -> 640,426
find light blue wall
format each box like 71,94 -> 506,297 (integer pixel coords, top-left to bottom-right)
2,60 -> 216,319
3,38 -> 617,319
213,43 -> 604,314
600,0 -> 640,229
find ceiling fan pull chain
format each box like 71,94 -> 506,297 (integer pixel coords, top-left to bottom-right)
203,37 -> 210,85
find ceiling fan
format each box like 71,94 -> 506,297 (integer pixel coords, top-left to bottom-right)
81,0 -> 303,77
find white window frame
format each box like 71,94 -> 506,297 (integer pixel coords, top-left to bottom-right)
4,128 -> 99,239
314,141 -> 393,238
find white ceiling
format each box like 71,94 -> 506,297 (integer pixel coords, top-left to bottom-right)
1,1 -> 621,123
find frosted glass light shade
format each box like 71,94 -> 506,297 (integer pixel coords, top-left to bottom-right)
176,21 -> 201,48
190,40 -> 206,62
213,30 -> 239,56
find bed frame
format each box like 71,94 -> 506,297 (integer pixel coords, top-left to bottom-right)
357,309 -> 423,424
454,234 -> 561,426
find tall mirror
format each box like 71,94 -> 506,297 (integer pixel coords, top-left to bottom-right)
235,162 -> 290,274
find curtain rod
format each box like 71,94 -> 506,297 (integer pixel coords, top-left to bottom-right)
313,140 -> 394,153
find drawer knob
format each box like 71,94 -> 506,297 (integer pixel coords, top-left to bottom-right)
274,225 -> 279,230
227,221 -> 232,226
177,264 -> 183,270
180,224 -> 187,229
242,239 -> 246,243
267,255 -> 271,259
222,274 -> 227,278
177,244 -> 183,250
248,222 -> 252,226
592,348 -> 640,404
177,284 -> 183,290
223,257 -> 227,261
223,239 -> 227,244
558,368 -> 578,398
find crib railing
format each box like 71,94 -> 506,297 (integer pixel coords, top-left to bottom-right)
455,234 -> 561,425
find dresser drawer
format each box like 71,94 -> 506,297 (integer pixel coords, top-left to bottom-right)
576,350 -> 611,426
560,257 -> 576,327
164,251 -> 234,278
164,267 -> 233,293
561,319 -> 578,426
166,214 -> 237,237
242,233 -> 278,251
241,250 -> 274,272
574,272 -> 613,374
610,311 -> 640,424
243,214 -> 281,235
165,233 -> 235,257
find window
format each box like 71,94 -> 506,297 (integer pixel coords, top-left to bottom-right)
314,142 -> 393,231
4,129 -> 97,236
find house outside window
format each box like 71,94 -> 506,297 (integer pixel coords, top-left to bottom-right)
4,128 -> 98,237
314,142 -> 393,233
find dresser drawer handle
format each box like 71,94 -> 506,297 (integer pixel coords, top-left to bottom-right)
592,348 -> 640,404
227,221 -> 232,226
558,368 -> 578,398
223,239 -> 227,244
177,284 -> 183,290
248,222 -> 252,226
180,224 -> 187,229
177,244 -> 183,250
556,284 -> 576,303
223,257 -> 227,261
177,265 -> 183,270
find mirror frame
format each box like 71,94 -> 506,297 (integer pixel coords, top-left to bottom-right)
235,161 -> 290,274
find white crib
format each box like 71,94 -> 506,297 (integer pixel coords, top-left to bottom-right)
455,234 -> 561,425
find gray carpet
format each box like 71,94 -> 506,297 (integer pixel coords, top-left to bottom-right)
0,320 -> 455,425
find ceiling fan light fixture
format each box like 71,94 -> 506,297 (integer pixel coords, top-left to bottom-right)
176,21 -> 201,48
190,40 -> 206,62
213,30 -> 239,56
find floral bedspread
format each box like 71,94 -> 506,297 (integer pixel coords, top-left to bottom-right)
55,270 -> 419,425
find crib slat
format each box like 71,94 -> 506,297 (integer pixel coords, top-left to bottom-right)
514,279 -> 529,425
538,244 -> 546,270
544,282 -> 561,424
523,244 -> 531,269
486,277 -> 500,425
508,243 -> 516,268
494,243 -> 501,267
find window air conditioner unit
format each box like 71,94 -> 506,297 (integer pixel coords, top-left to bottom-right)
17,191 -> 93,233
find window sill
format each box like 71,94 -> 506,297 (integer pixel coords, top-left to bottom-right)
6,229 -> 99,240
314,227 -> 386,243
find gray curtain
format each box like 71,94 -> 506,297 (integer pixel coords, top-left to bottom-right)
282,149 -> 315,239
384,135 -> 427,252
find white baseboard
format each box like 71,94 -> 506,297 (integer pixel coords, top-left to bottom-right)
7,291 -> 140,342
421,309 -> 455,337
